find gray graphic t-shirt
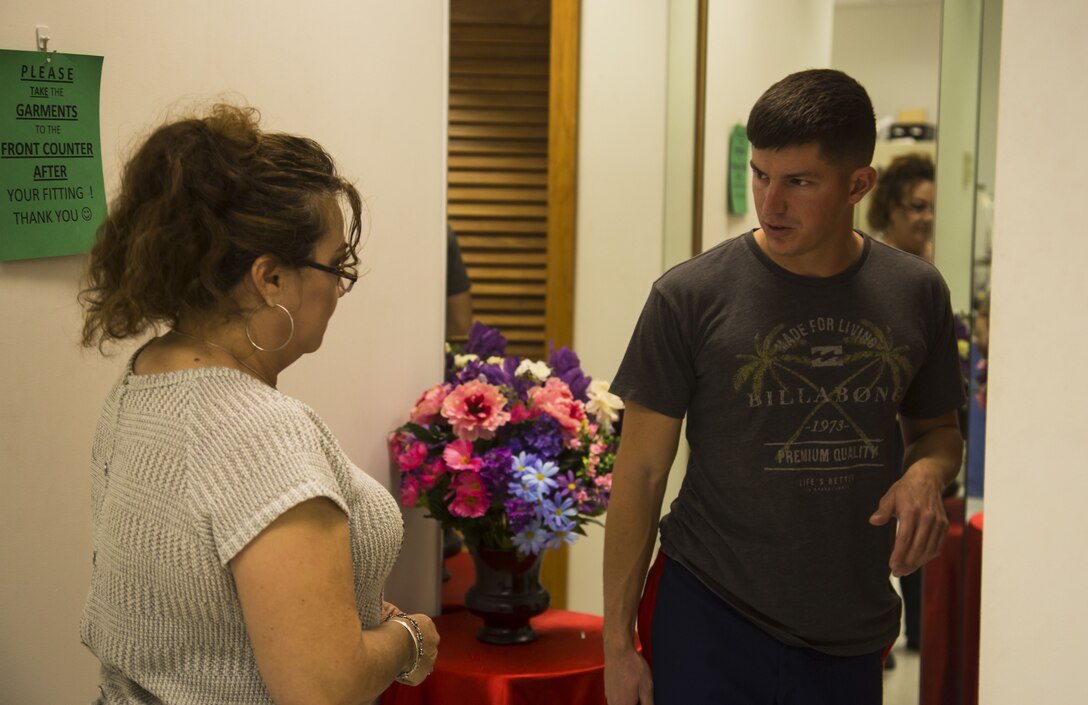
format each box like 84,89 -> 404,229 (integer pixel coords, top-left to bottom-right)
612,231 -> 964,656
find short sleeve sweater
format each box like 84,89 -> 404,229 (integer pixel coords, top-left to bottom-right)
79,363 -> 403,704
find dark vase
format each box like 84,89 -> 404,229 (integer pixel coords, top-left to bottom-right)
464,546 -> 550,644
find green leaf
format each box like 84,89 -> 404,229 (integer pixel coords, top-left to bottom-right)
403,422 -> 441,443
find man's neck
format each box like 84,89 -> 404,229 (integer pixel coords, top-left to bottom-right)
754,227 -> 865,278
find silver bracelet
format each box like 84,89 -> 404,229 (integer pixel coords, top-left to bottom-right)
386,612 -> 424,680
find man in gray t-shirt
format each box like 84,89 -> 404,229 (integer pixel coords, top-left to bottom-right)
602,70 -> 964,705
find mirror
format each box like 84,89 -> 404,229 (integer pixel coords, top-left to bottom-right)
667,1 -> 1001,704
833,4 -> 942,702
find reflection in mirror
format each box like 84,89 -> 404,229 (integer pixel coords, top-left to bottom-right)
932,1 -> 1001,703
830,2 -> 942,702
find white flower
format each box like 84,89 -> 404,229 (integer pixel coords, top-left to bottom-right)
516,359 -> 552,381
586,379 -> 624,433
486,356 -> 505,365
453,353 -> 479,368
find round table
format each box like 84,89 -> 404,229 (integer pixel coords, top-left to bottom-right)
381,609 -> 607,705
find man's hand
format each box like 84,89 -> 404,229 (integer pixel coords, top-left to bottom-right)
871,410 -> 962,576
870,461 -> 949,577
605,646 -> 654,705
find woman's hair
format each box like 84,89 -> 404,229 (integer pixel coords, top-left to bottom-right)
80,104 -> 362,349
867,153 -> 935,231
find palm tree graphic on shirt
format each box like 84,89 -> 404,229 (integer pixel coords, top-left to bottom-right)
733,320 -> 913,457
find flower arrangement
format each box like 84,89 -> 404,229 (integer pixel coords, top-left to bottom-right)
389,323 -> 623,556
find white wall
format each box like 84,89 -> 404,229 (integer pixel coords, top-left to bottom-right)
934,0 -> 983,315
566,0 -> 671,616
979,0 -> 1088,701
0,3 -> 447,704
702,0 -> 834,249
831,1 -> 942,125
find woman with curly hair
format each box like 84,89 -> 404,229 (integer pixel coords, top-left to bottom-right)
867,152 -> 935,260
79,104 -> 437,704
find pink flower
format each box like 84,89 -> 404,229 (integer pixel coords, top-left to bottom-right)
396,441 -> 428,471
387,431 -> 407,459
410,384 -> 450,424
594,474 -> 612,492
446,472 -> 489,518
441,380 -> 511,441
443,439 -> 483,473
419,460 -> 445,490
508,403 -> 533,424
529,378 -> 587,439
400,474 -> 421,507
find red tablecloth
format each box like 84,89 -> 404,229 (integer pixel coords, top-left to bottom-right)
920,498 -> 971,705
636,551 -> 665,668
963,512 -> 983,705
381,609 -> 606,705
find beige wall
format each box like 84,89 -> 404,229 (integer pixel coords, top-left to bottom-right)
566,0 -> 671,616
702,0 -> 834,249
980,0 -> 1088,700
831,1 -> 942,125
0,2 -> 447,703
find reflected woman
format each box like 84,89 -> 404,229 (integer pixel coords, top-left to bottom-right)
868,153 -> 935,261
867,152 -> 938,659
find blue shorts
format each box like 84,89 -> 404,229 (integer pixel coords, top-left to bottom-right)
651,555 -> 884,705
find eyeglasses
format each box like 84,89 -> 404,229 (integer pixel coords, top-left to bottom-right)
301,259 -> 359,295
900,200 -> 934,215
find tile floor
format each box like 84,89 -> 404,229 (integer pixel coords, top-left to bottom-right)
883,644 -> 920,705
883,575 -> 920,705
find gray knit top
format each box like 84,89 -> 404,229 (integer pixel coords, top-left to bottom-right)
80,362 -> 403,704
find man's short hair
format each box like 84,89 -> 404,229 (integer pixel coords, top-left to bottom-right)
747,69 -> 876,169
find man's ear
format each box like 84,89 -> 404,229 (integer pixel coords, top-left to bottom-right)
847,166 -> 878,204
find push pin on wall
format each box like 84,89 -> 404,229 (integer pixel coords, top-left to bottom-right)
36,26 -> 56,62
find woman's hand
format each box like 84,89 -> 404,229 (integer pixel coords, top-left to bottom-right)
395,613 -> 439,686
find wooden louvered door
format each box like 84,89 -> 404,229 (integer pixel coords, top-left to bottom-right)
448,0 -> 579,608
448,0 -> 576,360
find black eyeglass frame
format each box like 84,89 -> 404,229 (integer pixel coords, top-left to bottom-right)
300,259 -> 359,294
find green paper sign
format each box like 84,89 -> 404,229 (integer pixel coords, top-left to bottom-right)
728,123 -> 748,216
0,49 -> 105,261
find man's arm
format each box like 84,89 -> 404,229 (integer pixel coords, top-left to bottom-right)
869,409 -> 963,577
603,401 -> 683,705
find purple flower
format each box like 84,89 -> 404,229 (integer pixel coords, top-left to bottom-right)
549,345 -> 591,401
540,496 -> 579,530
450,358 -> 485,386
555,471 -> 582,499
504,497 -> 536,533
512,521 -> 551,555
507,416 -> 565,458
465,322 -> 507,358
545,526 -> 579,551
548,345 -> 581,375
479,447 -> 513,496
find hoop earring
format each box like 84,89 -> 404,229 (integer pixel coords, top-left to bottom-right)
246,303 -> 295,352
